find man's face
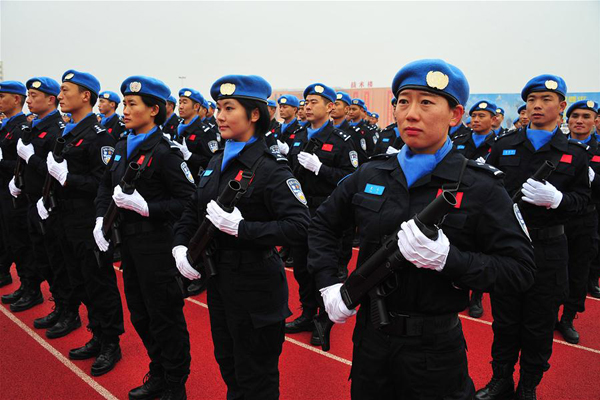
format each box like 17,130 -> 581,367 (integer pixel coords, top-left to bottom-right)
470,110 -> 495,134
98,98 -> 116,115
568,109 -> 597,136
519,109 -> 530,126
331,100 -> 348,119
0,92 -> 21,114
492,114 -> 504,129
279,104 -> 297,121
297,105 -> 306,120
207,107 -> 214,118
348,105 -> 362,121
596,115 -> 600,132
58,82 -> 88,113
178,97 -> 198,119
26,89 -> 54,115
304,95 -> 331,123
268,106 -> 277,119
526,92 -> 566,129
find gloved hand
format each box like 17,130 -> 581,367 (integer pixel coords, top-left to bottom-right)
17,139 -> 35,163
298,151 -> 322,175
206,200 -> 243,237
93,217 -> 110,252
46,152 -> 69,186
172,245 -> 201,280
36,198 -> 49,220
173,138 -> 192,160
112,185 -> 149,216
386,146 -> 400,155
277,140 -> 289,156
163,133 -> 172,140
475,156 -> 486,164
521,178 -> 563,209
8,177 -> 21,198
320,283 -> 357,324
0,147 -> 3,161
397,219 -> 450,272
589,167 -> 595,183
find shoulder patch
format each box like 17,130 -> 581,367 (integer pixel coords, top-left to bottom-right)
495,129 -> 518,141
180,162 -> 195,183
267,147 -> 288,162
286,178 -> 308,206
208,140 -> 219,153
93,124 -> 106,134
349,150 -> 359,168
467,159 -> 504,178
100,146 -> 114,165
58,120 -> 66,129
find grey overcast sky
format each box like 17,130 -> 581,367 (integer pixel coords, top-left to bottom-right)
1,0 -> 599,102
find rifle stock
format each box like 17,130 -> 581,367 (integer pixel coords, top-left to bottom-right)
101,162 -> 139,246
292,138 -> 319,179
41,138 -> 66,211
13,127 -> 33,208
511,160 -> 556,202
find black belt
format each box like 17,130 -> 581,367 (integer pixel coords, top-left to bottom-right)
121,220 -> 167,236
378,313 -> 460,337
215,248 -> 276,264
528,224 -> 564,240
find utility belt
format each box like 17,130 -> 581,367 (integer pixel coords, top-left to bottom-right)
214,248 -> 276,265
375,311 -> 460,337
528,224 -> 564,241
121,220 -> 169,237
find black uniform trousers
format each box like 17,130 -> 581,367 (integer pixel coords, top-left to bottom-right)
207,254 -> 285,400
0,214 -> 13,276
588,208 -> 600,284
54,200 -> 124,342
121,227 -> 191,378
490,234 -> 568,374
350,308 -> 474,400
565,209 -> 599,313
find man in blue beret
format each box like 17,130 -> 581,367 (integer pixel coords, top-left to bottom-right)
206,100 -> 217,127
297,99 -> 308,126
481,74 -> 590,399
98,91 -> 126,141
517,103 -> 530,127
453,100 -> 498,162
273,95 -> 302,155
347,98 -> 378,163
492,107 -> 507,136
264,99 -> 281,149
162,94 -> 182,138
331,91 -> 352,132
40,70 -> 124,376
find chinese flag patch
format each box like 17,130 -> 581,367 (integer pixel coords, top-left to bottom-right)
322,143 -> 333,152
592,155 -> 600,163
437,189 -> 464,208
560,154 -> 572,164
188,134 -> 196,141
38,131 -> 47,138
290,134 -> 295,139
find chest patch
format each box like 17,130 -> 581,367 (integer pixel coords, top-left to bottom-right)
502,149 -> 516,156
181,162 -> 195,183
101,146 -> 114,165
364,183 -> 385,196
560,154 -> 572,164
286,178 -> 307,206
457,145 -> 465,150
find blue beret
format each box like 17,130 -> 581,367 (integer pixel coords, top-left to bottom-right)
179,88 -> 205,105
351,98 -> 367,111
278,95 -> 299,107
391,96 -> 397,106
566,100 -> 599,118
521,74 -> 567,101
267,99 -> 277,108
367,112 -> 373,117
0,81 -> 27,96
465,117 -> 472,124
496,107 -> 505,115
121,75 -> 170,103
391,59 -> 469,106
62,69 -> 100,96
469,100 -> 497,116
372,113 -> 379,119
99,91 -> 121,104
26,77 -> 60,96
208,101 -> 216,109
335,91 -> 352,106
303,83 -> 336,103
167,95 -> 177,104
299,99 -> 306,106
518,104 -> 527,114
210,74 -> 271,104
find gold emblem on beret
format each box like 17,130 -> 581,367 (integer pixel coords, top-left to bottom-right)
353,99 -> 359,104
545,80 -> 558,90
587,100 -> 595,108
183,90 -> 192,97
129,82 -> 142,93
64,73 -> 75,80
336,93 -> 343,100
479,102 -> 488,109
496,108 -> 501,113
426,71 -> 449,90
314,85 -> 324,94
103,93 -> 110,99
280,98 -> 287,104
220,83 -> 236,96
32,81 -> 42,89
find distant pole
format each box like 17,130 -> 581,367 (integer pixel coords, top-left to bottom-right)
179,76 -> 186,88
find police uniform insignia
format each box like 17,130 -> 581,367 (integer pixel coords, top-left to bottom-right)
372,135 -> 377,144
360,138 -> 367,151
270,144 -> 280,154
426,71 -> 449,90
181,162 -> 195,183
58,121 -> 66,129
587,100 -> 595,108
103,93 -> 110,99
220,83 -> 236,95
93,124 -> 106,134
352,99 -> 359,105
208,140 -> 219,153
314,85 -> 324,93
286,178 -> 307,206
32,81 -> 42,89
216,133 -> 222,142
101,146 -> 114,165
479,102 -> 488,109
513,204 -> 531,240
349,150 -> 359,168
130,82 -> 142,92
545,80 -> 558,90
184,90 -> 192,97
336,93 -> 343,100
65,73 -> 75,80
280,98 -> 287,104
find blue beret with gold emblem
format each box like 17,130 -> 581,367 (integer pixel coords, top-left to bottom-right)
518,104 -> 527,114
566,100 -> 599,118
62,69 -> 101,96
299,99 -> 306,106
207,100 -> 216,110
26,77 -> 60,96
120,76 -> 170,103
179,87 -> 205,105
303,83 -> 336,103
372,113 -> 379,119
351,98 -> 367,110
0,80 -> 27,96
167,95 -> 177,105
521,74 -> 567,101
211,75 -> 271,104
278,95 -> 299,108
367,111 -> 373,117
335,91 -> 352,106
391,59 -> 469,106
496,107 -> 505,115
99,91 -> 121,104
267,99 -> 277,108
469,100 -> 497,116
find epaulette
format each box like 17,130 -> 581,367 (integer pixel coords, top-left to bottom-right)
495,129 -> 518,141
452,133 -> 468,141
58,120 -> 66,129
202,124 -> 211,133
367,153 -> 393,162
266,147 -> 288,162
384,123 -> 396,130
467,159 -> 504,178
93,124 -> 106,134
20,124 -> 30,131
334,128 -> 352,141
568,138 -> 590,151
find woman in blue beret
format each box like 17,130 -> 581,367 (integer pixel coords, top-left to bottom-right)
172,74 -> 310,399
94,75 -> 196,399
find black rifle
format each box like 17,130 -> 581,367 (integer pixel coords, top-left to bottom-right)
41,137 -> 66,211
13,127 -> 33,208
314,190 -> 457,351
292,138 -> 319,182
101,162 -> 139,246
186,179 -> 245,277
511,160 -> 556,202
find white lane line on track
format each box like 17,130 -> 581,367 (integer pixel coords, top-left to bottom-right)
0,304 -> 119,400
586,295 -> 600,302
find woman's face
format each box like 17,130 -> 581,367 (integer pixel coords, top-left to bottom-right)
395,89 -> 463,154
216,98 -> 258,141
122,95 -> 157,133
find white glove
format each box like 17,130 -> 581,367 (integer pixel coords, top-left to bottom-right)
475,156 -> 486,164
8,177 -> 21,198
589,167 -> 595,183
0,147 -> 3,161
386,146 -> 400,155
277,140 -> 289,156
172,245 -> 201,280
36,198 -> 49,220
297,151 -> 322,175
112,185 -> 149,216
17,139 -> 35,163
173,138 -> 192,160
206,200 -> 243,237
46,153 -> 69,186
521,178 -> 563,209
163,133 -> 172,140
93,217 -> 110,252
397,219 -> 450,272
320,283 -> 357,324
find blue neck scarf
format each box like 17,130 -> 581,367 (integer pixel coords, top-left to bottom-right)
101,113 -> 118,127
493,127 -> 501,136
570,134 -> 592,144
307,120 -> 330,140
449,125 -> 461,135
300,120 -> 309,127
62,112 -> 94,137
1,112 -> 24,130
594,132 -> 600,142
282,118 -> 297,134
349,120 -> 360,127
32,110 -> 58,128
393,126 -> 400,137
221,136 -> 257,171
127,126 -> 158,159
397,137 -> 453,187
177,115 -> 198,137
526,125 -> 556,151
472,132 -> 492,148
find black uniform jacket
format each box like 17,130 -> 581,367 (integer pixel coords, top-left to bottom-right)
373,122 -> 400,155
177,116 -> 220,179
348,119 -> 377,163
274,118 -> 303,147
585,135 -> 600,205
162,113 -> 182,137
102,114 -> 126,141
0,113 -> 29,188
308,149 -> 536,315
452,130 -> 496,160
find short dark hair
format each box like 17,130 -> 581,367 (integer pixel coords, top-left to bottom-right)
237,98 -> 269,136
77,85 -> 97,107
140,95 -> 167,126
43,92 -> 59,107
18,94 -> 26,107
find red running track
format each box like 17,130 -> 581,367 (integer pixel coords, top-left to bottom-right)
1,249 -> 600,399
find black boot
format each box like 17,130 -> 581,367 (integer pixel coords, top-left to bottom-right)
160,375 -> 187,400
34,303 -> 64,329
46,311 -> 81,339
515,372 -> 542,400
91,341 -> 122,376
129,370 -> 166,400
469,291 -> 484,318
0,272 -> 12,288
475,363 -> 515,400
1,282 -> 26,304
285,312 -> 316,333
589,276 -> 600,298
10,288 -> 43,312
69,335 -> 101,360
556,310 -> 580,344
